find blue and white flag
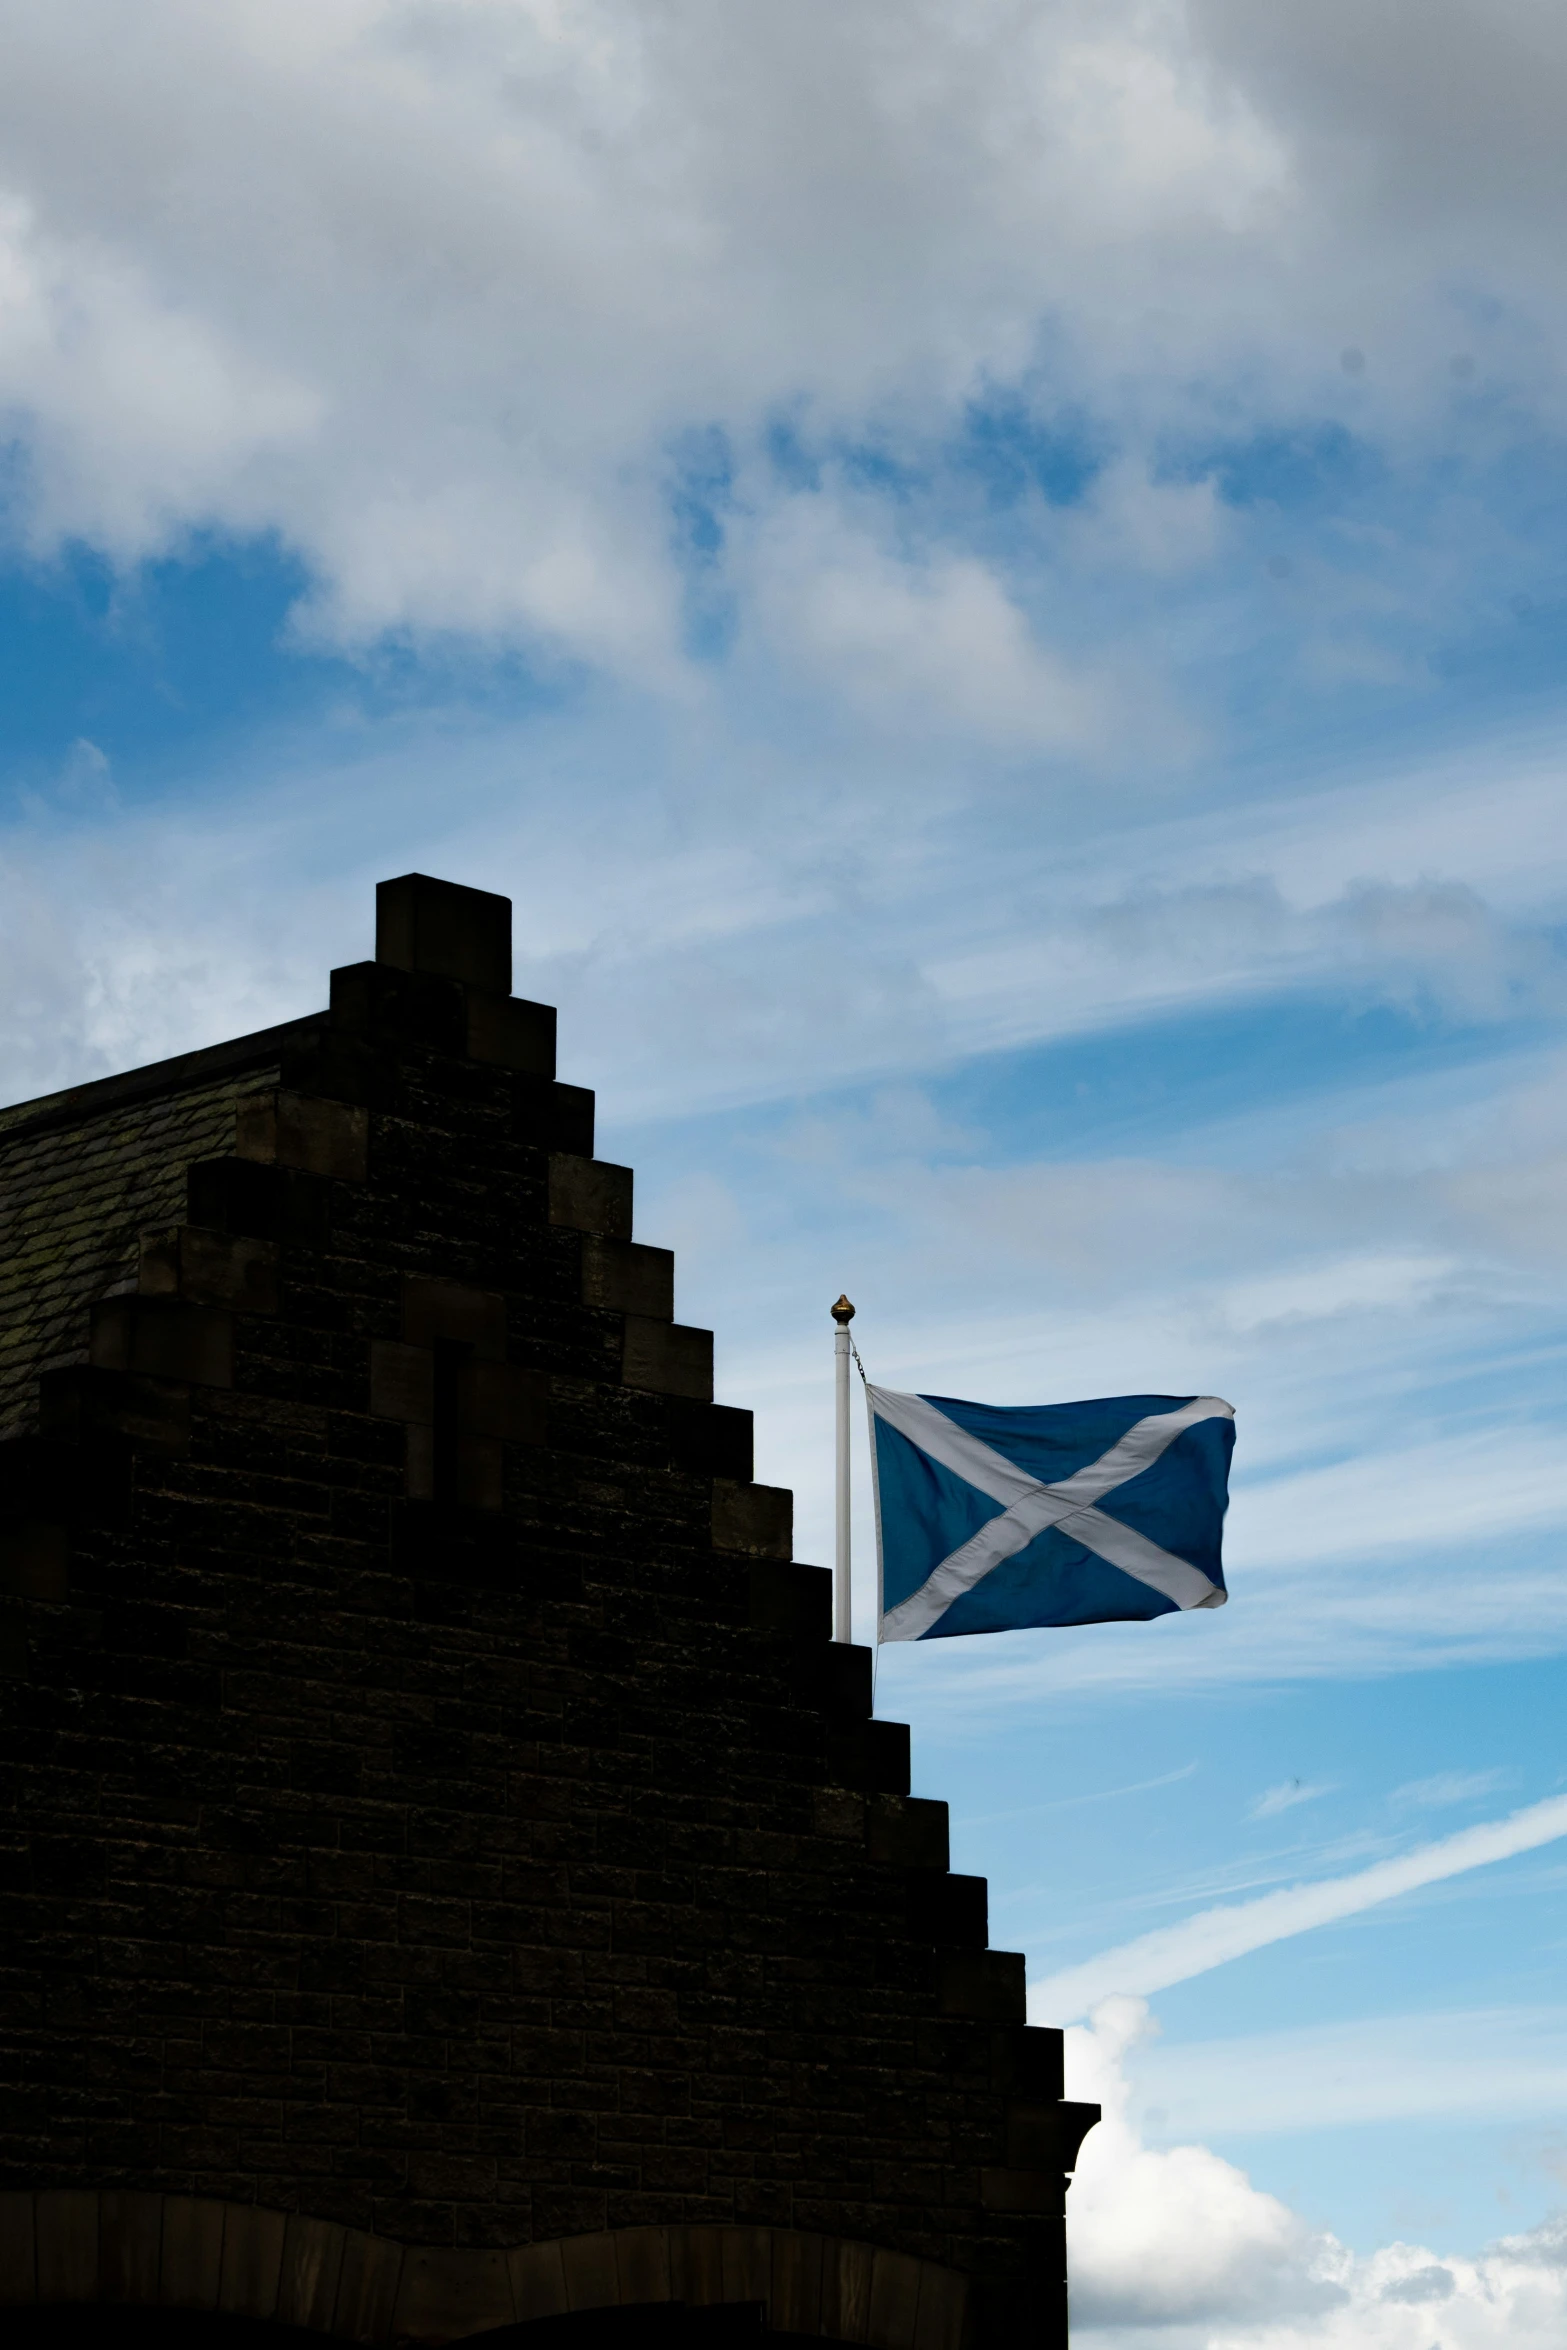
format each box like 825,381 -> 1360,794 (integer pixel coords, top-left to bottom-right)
869,1387 -> 1234,1642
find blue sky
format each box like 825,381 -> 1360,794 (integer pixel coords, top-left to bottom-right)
5,4 -> 1567,2340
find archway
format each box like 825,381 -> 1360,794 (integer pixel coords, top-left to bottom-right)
0,2195 -> 969,2348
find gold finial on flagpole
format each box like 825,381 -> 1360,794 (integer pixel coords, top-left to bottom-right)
831,1294 -> 856,1324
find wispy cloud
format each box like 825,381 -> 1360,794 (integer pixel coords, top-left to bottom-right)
1392,1767 -> 1513,1810
1129,2003 -> 1567,2138
1030,1792 -> 1567,2022
1249,1779 -> 1335,1820
957,1762 -> 1199,1830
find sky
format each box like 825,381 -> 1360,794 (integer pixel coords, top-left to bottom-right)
3,2 -> 1567,2341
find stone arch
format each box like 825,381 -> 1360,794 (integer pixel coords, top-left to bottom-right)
0,2195 -> 968,2347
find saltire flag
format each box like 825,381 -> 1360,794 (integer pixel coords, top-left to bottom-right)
869,1387 -> 1234,1642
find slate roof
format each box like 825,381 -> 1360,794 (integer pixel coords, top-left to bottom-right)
0,1017 -> 320,1440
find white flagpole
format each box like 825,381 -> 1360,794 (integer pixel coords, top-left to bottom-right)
831,1294 -> 855,1642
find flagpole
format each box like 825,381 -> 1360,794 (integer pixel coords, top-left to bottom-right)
831,1295 -> 855,1642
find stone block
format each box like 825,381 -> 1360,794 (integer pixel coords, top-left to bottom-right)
186,1158 -> 331,1246
466,1361 -> 547,1443
34,2188 -> 98,2302
912,2261 -> 968,2350
713,1480 -> 792,1559
823,2235 -> 874,2342
549,1154 -> 633,1238
99,2190 -> 163,2305
621,1317 -> 713,1401
907,1871 -> 988,1949
668,1400 -> 753,1481
936,1949 -> 1027,2025
139,1225 -> 279,1313
1058,2099 -> 1100,2171
405,1421 -> 435,1499
613,2224 -> 671,2307
826,1718 -> 911,1796
0,1432 -> 47,1515
160,2194 -> 224,2308
236,1090 -> 369,1181
467,992 -> 555,1076
678,2227 -> 725,2307
390,1499 -> 518,1578
993,2024 -> 1064,2102
813,1787 -> 866,1840
770,2230 -> 825,2335
0,1519 -> 68,1601
39,1367 -> 190,1451
1006,2102 -> 1065,2170
869,2247 -> 923,2349
218,2203 -> 287,2318
508,1078 -> 592,1158
456,1434 -> 504,1509
0,2191 -> 35,2302
581,1237 -> 673,1319
90,1299 -> 234,1388
278,1032 -> 395,1110
979,2167 -> 1058,2213
370,1339 -> 435,1425
508,2239 -> 569,2324
867,1796 -> 950,1873
393,2245 -> 513,2339
561,2229 -> 619,2311
333,2227 -> 405,2343
748,1557 -> 831,1637
794,1641 -> 873,1721
974,2272 -> 1061,2350
276,2213 -> 348,2331
720,2226 -> 771,2308
329,961 -> 467,1054
377,872 -> 512,993
401,1276 -> 506,1359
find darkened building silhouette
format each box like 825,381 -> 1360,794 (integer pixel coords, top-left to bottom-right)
0,877 -> 1096,2348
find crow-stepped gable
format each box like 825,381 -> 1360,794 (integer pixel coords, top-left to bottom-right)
0,875 -> 1097,2348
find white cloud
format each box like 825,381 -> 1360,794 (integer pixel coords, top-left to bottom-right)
1031,1792 -> 1567,2022
955,1761 -> 1200,1829
1065,1996 -> 1567,2346
1067,1998 -> 1326,2332
925,868 -> 1567,1059
1249,1780 -> 1334,1821
0,194 -> 320,551
5,671 -> 1567,1148
1393,1769 -> 1513,1812
745,502 -> 1109,751
0,0 -> 1556,704
1233,1429 -> 1567,1571
1068,459 -> 1228,578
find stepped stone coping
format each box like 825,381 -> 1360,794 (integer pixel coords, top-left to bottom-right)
0,2194 -> 968,2347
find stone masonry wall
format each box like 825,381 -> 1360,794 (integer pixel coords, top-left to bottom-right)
0,876 -> 1095,2347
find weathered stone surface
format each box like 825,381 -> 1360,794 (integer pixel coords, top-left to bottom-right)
376,872 -> 512,995
0,878 -> 1093,2346
0,1049 -> 297,1441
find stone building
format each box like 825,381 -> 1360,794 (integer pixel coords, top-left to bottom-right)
0,876 -> 1097,2347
